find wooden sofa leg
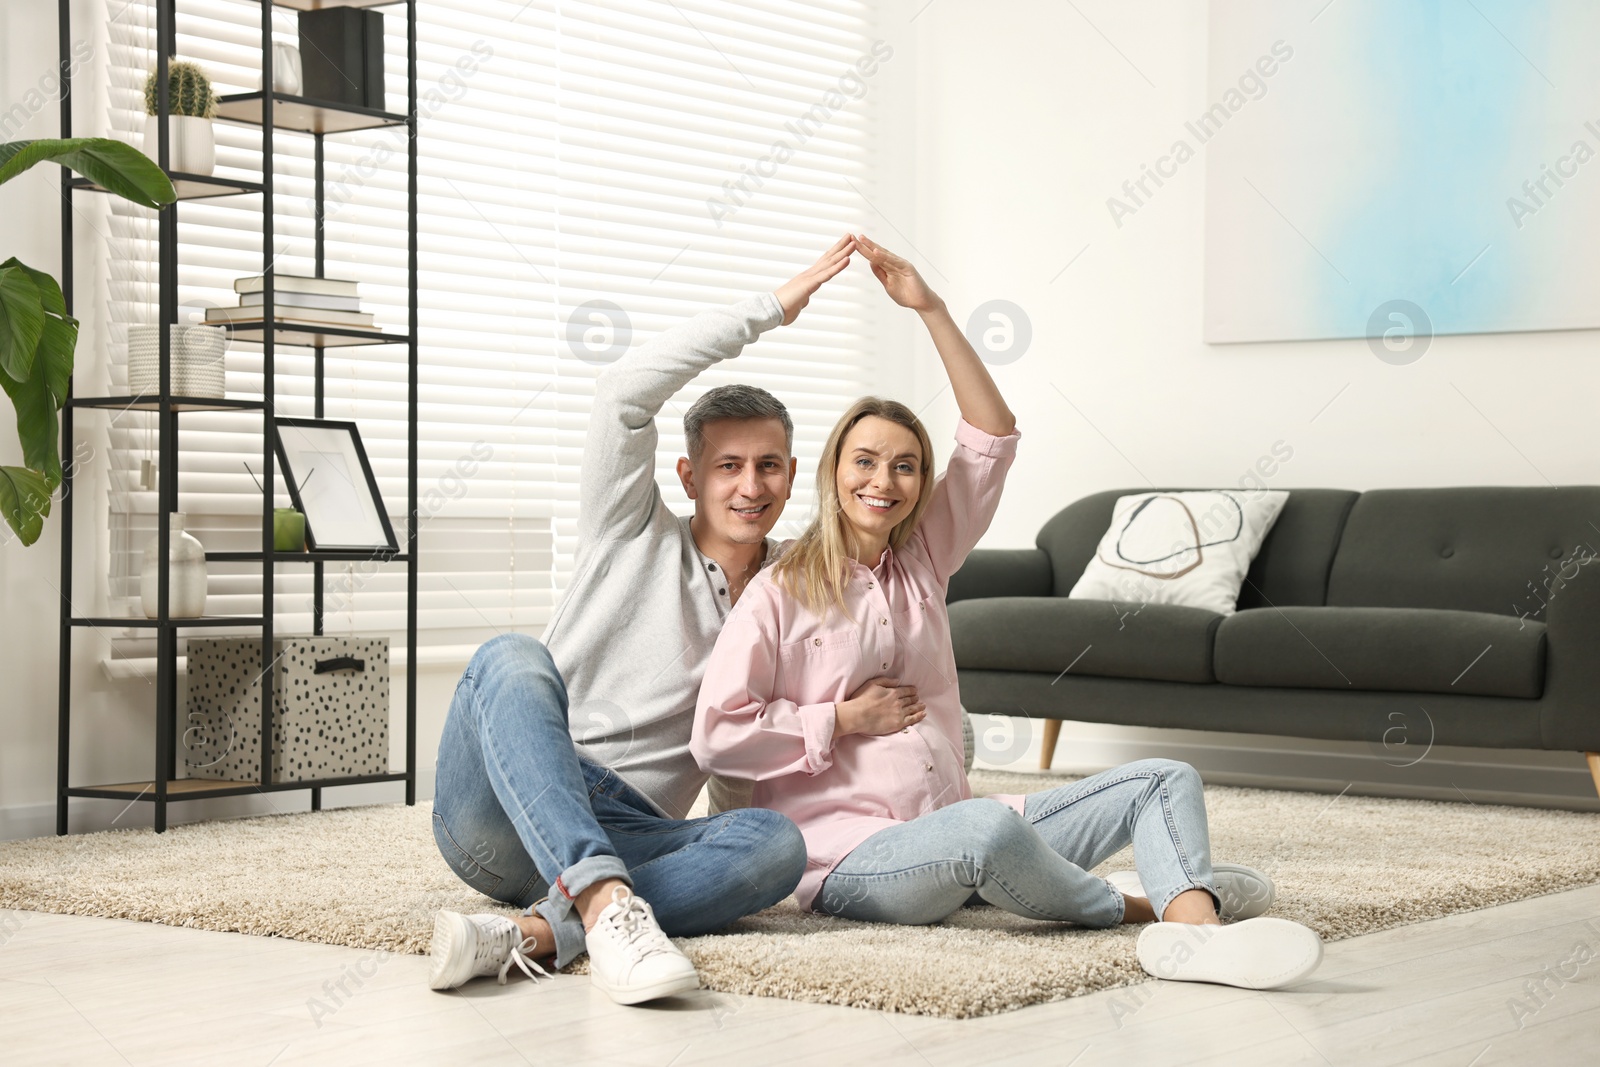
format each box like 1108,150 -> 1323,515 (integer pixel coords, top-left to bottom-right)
1040,719 -> 1062,770
1587,752 -> 1600,799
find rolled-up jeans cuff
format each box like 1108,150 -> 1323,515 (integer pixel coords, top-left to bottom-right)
537,855 -> 631,969
531,898 -> 589,971
1151,880 -> 1220,921
1101,876 -> 1127,926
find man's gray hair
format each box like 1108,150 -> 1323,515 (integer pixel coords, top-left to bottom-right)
683,384 -> 793,462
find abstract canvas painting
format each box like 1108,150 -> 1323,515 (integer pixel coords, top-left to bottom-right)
1204,0 -> 1600,344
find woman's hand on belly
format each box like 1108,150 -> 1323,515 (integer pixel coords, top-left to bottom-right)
835,676 -> 926,738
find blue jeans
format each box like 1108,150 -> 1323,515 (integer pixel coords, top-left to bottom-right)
815,758 -> 1217,928
432,633 -> 807,968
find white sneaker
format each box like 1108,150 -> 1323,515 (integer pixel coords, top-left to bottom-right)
1105,863 -> 1276,921
584,886 -> 700,1005
429,910 -> 551,991
1137,917 -> 1323,989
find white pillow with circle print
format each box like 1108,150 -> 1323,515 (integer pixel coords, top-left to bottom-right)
1068,490 -> 1290,616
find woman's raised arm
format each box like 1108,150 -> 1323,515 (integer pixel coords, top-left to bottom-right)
852,233 -> 1015,437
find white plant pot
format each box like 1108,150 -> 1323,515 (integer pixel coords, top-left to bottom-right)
141,114 -> 215,176
128,322 -> 227,399
140,512 -> 208,619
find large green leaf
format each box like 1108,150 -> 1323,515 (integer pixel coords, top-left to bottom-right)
0,464 -> 52,548
34,314 -> 77,409
0,138 -> 176,209
10,260 -> 77,407
0,263 -> 44,382
0,355 -> 61,492
10,258 -> 66,316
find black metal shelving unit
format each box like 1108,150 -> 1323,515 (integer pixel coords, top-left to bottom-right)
55,0 -> 419,833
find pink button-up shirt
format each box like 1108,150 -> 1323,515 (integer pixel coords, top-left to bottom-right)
691,418 -> 1024,911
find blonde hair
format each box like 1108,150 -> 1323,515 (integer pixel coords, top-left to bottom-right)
773,397 -> 936,617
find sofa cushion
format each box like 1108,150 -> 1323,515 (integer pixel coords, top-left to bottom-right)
1036,488 -> 1359,608
1067,490 -> 1289,616
1325,486 -> 1600,617
1213,606 -> 1546,698
949,596 -> 1222,684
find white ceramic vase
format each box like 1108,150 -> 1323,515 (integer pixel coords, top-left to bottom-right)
141,114 -> 215,176
257,43 -> 303,95
140,512 -> 208,619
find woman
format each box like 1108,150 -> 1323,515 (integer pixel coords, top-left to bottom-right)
691,234 -> 1323,990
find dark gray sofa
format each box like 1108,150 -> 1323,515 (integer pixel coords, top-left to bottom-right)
947,487 -> 1600,795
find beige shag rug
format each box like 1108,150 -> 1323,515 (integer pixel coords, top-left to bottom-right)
4,770 -> 1600,1018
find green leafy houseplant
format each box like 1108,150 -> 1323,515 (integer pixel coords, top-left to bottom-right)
0,139 -> 176,547
144,60 -> 218,119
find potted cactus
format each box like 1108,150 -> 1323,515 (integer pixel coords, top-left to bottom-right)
142,60 -> 218,176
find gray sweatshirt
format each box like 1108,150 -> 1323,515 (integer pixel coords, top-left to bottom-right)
544,291 -> 786,819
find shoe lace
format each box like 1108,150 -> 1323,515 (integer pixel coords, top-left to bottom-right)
606,887 -> 676,960
498,934 -> 552,986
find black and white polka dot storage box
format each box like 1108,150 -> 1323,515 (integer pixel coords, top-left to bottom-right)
184,636 -> 390,783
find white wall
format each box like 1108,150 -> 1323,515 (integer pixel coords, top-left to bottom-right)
892,0 -> 1598,807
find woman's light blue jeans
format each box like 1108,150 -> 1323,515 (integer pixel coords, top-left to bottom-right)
814,758 -> 1218,927
432,633 -> 807,968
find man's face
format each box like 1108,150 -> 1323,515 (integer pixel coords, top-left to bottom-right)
677,417 -> 795,545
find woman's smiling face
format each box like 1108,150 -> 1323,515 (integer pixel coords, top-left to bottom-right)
835,415 -> 924,551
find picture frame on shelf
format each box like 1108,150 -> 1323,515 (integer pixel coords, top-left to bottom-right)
272,417 -> 398,552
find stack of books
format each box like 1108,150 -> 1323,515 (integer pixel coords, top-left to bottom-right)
207,274 -> 377,333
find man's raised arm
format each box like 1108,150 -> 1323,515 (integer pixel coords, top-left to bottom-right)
578,235 -> 858,541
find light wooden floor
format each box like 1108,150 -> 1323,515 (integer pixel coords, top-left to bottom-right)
2,884 -> 1597,1066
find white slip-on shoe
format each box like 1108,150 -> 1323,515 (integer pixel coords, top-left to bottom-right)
1136,917 -> 1323,990
584,886 -> 700,1006
429,910 -> 551,991
1104,863 -> 1277,921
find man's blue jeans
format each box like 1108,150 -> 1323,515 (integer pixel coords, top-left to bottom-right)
432,633 -> 806,969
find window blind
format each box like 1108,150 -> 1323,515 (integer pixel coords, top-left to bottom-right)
91,0 -> 883,676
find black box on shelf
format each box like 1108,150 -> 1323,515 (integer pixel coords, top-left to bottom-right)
297,7 -> 385,109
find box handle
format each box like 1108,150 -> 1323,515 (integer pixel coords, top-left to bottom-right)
314,655 -> 366,675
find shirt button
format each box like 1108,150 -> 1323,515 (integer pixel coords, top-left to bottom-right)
718,588 -> 727,596
813,638 -> 822,646
924,763 -> 933,771
707,563 -> 717,571
881,662 -> 888,669
900,728 -> 909,734
880,618 -> 887,625
867,582 -> 875,589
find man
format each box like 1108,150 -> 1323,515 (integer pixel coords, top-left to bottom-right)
427,236 -> 857,1004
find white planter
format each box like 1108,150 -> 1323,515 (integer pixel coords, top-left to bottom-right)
141,114 -> 215,176
128,322 -> 227,399
140,512 -> 208,619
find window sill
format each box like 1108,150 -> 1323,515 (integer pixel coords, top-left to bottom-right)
99,642 -> 485,682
